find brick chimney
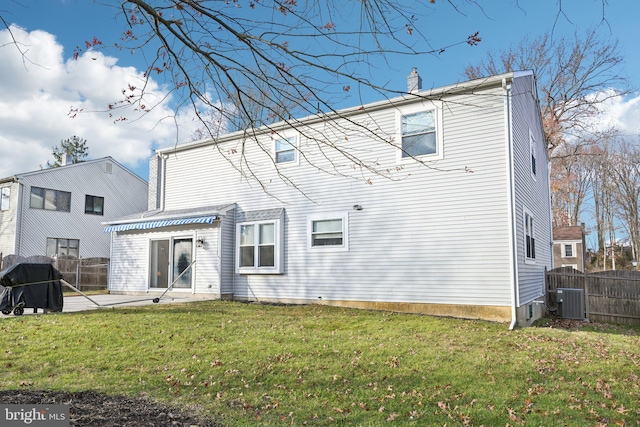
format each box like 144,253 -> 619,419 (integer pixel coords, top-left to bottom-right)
407,67 -> 422,93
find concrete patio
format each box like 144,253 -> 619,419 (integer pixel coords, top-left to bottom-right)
1,293 -> 213,317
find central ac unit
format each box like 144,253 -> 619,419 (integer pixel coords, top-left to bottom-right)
556,288 -> 585,320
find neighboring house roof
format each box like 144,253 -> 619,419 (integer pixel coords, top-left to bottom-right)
553,226 -> 583,241
0,156 -> 146,186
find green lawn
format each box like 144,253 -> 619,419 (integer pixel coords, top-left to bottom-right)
1,301 -> 639,426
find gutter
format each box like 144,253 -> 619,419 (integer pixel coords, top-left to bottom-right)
156,72 -> 521,156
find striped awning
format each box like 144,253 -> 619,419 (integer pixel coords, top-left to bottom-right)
104,215 -> 218,233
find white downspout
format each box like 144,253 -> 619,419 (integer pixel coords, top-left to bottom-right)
503,78 -> 519,330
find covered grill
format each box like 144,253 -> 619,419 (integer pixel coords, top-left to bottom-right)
0,263 -> 64,316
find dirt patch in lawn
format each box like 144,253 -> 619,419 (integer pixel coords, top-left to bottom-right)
0,390 -> 222,426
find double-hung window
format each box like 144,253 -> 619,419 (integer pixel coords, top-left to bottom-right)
308,213 -> 349,251
397,105 -> 443,161
237,218 -> 283,274
275,136 -> 297,164
563,243 -> 574,257
30,187 -> 71,212
561,243 -> 578,258
524,210 -> 535,261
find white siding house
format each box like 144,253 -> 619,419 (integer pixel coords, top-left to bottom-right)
106,70 -> 552,327
0,157 -> 148,260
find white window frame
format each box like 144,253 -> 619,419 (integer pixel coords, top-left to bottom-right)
307,212 -> 349,252
524,208 -> 536,264
529,129 -> 537,179
396,102 -> 444,162
562,243 -> 575,258
236,217 -> 284,274
561,264 -> 579,270
273,134 -> 299,165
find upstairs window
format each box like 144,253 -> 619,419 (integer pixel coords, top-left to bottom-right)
1,187 -> 9,211
397,105 -> 443,162
275,136 -> 297,164
401,110 -> 437,158
30,187 -> 71,212
562,243 -> 576,258
530,131 -> 537,177
85,195 -> 104,215
524,210 -> 535,261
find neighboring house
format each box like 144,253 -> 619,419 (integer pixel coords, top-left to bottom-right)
0,157 -> 148,260
553,225 -> 586,271
105,70 -> 553,327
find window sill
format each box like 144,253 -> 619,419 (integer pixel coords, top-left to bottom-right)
308,246 -> 349,252
237,267 -> 283,275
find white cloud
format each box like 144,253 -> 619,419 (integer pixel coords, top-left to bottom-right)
0,25 -> 201,179
590,90 -> 640,136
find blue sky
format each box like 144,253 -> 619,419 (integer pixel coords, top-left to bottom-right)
1,0 -> 639,184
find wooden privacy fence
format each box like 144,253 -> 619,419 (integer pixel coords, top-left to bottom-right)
546,267 -> 640,326
1,254 -> 109,291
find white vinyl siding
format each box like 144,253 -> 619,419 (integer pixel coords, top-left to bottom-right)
109,224 -> 221,294
158,82 -> 516,308
510,73 -> 552,306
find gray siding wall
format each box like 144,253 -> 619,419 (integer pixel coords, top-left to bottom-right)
157,83 -> 519,307
0,181 -> 20,256
16,159 -> 148,258
509,73 -> 553,305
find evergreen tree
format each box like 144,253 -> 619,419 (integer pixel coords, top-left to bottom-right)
48,135 -> 89,167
